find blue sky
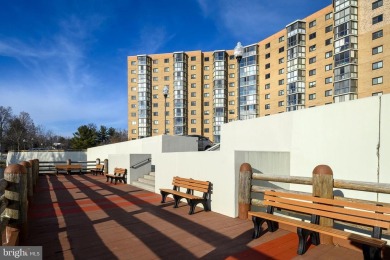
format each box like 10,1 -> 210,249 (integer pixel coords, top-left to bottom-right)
0,0 -> 331,137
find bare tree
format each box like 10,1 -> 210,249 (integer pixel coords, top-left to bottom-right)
0,106 -> 12,152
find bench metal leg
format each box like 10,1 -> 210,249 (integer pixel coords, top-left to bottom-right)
362,245 -> 381,260
173,195 -> 181,208
160,191 -> 169,203
297,227 -> 319,255
252,216 -> 266,239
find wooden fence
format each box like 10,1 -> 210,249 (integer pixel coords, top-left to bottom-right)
0,159 -> 39,246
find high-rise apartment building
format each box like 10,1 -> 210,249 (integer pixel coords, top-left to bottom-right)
128,0 -> 390,142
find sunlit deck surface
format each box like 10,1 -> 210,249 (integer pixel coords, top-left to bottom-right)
23,174 -> 364,260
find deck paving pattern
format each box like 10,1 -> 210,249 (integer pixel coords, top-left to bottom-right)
22,174 -> 364,260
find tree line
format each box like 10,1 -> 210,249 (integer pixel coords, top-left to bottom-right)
0,106 -> 128,152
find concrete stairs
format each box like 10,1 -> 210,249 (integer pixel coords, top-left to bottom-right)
131,171 -> 155,192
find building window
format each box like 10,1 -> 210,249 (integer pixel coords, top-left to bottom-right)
229,55 -> 235,60
325,12 -> 333,20
278,101 -> 284,107
229,64 -> 235,69
309,57 -> 316,64
278,90 -> 284,96
191,74 -> 196,79
131,112 -> 136,117
372,92 -> 383,96
265,94 -> 270,99
191,65 -> 196,70
229,100 -> 235,105
153,94 -> 158,99
309,32 -> 316,40
131,95 -> 136,100
373,14 -> 383,25
229,110 -> 235,114
373,0 -> 383,10
372,61 -> 383,70
153,120 -> 159,125
265,73 -> 270,79
309,81 -> 316,88
325,89 -> 332,97
373,30 -> 383,40
265,42 -> 271,49
265,53 -> 270,59
372,45 -> 383,55
191,92 -> 196,97
278,68 -> 284,75
131,70 -> 136,74
325,51 -> 332,59
229,82 -> 235,87
153,59 -> 159,64
204,75 -> 209,80
131,87 -> 137,91
131,129 -> 136,134
204,110 -> 209,115
131,78 -> 136,83
325,77 -> 333,84
265,83 -> 270,89
131,61 -> 136,65
164,67 -> 170,72
153,103 -> 158,107
164,58 -> 169,63
153,68 -> 158,73
131,104 -> 137,108
204,102 -> 209,106
279,47 -> 284,53
309,20 -> 316,28
325,25 -> 333,33
153,77 -> 158,81
204,84 -> 209,89
309,93 -> 316,100
229,73 -> 235,78
325,64 -> 332,71
204,66 -> 210,71
309,69 -> 316,76
164,76 -> 169,81
325,38 -> 332,46
265,104 -> 270,110
191,83 -> 196,88
229,91 -> 235,96
279,36 -> 285,42
191,101 -> 196,106
191,119 -> 196,124
204,57 -> 209,62
204,128 -> 209,133
278,79 -> 284,85
204,93 -> 210,97
191,128 -> 196,133
204,119 -> 209,124
153,112 -> 158,116
265,63 -> 270,69
191,56 -> 196,61
279,57 -> 284,64
309,45 -> 316,52
372,76 -> 383,85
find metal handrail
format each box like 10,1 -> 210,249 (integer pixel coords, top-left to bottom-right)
130,158 -> 151,169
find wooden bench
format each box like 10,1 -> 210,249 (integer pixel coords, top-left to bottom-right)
105,168 -> 127,184
55,164 -> 82,175
91,164 -> 104,176
249,190 -> 390,260
160,177 -> 211,215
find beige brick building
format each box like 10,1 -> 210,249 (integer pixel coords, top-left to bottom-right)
128,0 -> 390,142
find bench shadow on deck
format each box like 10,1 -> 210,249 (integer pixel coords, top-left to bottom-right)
22,174 -> 364,260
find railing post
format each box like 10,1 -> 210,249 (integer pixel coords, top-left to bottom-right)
312,164 -> 334,245
67,159 -> 71,165
104,159 -> 108,174
96,158 -> 100,165
20,161 -> 33,201
33,159 -> 39,187
4,164 -> 28,244
238,163 -> 252,220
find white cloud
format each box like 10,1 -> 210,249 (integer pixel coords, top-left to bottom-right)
131,26 -> 176,55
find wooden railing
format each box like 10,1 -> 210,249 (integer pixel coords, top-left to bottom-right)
39,159 -> 100,174
0,159 -> 39,246
238,163 -> 390,237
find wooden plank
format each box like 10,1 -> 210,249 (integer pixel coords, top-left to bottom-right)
265,190 -> 390,214
160,189 -> 203,200
264,195 -> 390,223
249,211 -> 386,248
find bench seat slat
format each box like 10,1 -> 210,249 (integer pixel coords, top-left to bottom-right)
264,194 -> 390,225
160,189 -> 203,200
265,190 -> 390,214
249,211 -> 386,248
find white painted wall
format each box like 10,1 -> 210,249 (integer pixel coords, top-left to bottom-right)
7,151 -> 87,165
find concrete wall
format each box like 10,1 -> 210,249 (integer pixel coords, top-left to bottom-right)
7,151 -> 87,165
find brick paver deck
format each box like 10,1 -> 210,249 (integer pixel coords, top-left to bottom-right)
22,174 -> 364,260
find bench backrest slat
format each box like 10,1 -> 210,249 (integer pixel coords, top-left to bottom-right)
264,191 -> 390,230
113,168 -> 127,176
96,165 -> 104,170
172,177 -> 210,193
